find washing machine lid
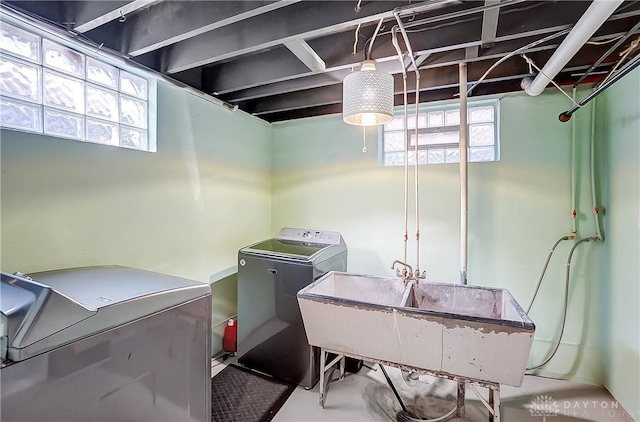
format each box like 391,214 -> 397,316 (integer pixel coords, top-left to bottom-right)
0,266 -> 210,363
241,228 -> 345,261
245,239 -> 325,259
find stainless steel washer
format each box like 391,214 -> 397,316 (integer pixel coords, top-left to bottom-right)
1,266 -> 212,422
237,228 -> 347,388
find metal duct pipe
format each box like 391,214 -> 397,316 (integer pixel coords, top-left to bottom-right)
521,0 -> 623,96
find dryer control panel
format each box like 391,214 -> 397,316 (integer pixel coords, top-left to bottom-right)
276,227 -> 343,245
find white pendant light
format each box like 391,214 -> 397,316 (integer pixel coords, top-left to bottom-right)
342,60 -> 394,126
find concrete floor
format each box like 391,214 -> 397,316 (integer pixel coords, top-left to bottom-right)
274,365 -> 634,421
214,359 -> 634,421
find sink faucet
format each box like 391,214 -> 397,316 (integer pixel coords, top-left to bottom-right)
391,260 -> 413,281
391,260 -> 427,283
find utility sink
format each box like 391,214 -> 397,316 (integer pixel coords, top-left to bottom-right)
406,282 -> 534,325
297,271 -> 535,387
301,272 -> 408,307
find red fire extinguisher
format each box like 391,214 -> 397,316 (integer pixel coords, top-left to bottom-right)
223,319 -> 237,354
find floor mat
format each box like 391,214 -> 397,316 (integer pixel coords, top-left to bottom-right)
211,364 -> 296,422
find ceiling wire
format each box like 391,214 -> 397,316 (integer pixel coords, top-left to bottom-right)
586,35 -> 624,45
402,0 -> 535,31
599,35 -> 640,85
574,20 -> 640,87
360,0 -> 549,62
404,16 -> 477,32
361,15 -> 478,61
465,28 -> 572,96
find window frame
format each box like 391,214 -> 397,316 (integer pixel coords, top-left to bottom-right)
378,99 -> 500,166
0,19 -> 157,152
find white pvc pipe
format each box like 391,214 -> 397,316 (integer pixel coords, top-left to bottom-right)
459,63 -> 468,286
394,12 -> 423,278
414,74 -> 421,277
403,74 -> 409,265
571,87 -> 577,234
590,95 -> 602,239
391,28 -> 410,268
522,0 -> 623,96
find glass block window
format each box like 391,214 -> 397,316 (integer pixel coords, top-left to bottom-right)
380,100 -> 499,166
0,22 -> 154,152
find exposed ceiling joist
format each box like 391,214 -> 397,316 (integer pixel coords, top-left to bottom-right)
201,47 -> 316,94
466,46 -> 479,59
208,7 -> 583,95
160,0 -> 454,74
249,54 -> 608,120
313,1 -> 589,70
219,37 -> 558,103
283,39 -> 326,72
480,0 -> 502,47
72,0 -> 156,33
220,70 -> 350,103
243,53 -> 543,115
410,54 -> 432,71
123,0 -> 299,56
3,0 -> 639,123
220,3 -> 639,99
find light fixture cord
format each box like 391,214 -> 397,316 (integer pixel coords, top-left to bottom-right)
353,23 -> 362,56
367,17 -> 385,60
362,126 -> 368,152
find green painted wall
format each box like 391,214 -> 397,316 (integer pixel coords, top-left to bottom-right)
0,82 -> 272,283
1,65 -> 636,413
272,88 -> 605,384
598,66 -> 640,420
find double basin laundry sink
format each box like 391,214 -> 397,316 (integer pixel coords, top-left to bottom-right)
297,271 -> 535,386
